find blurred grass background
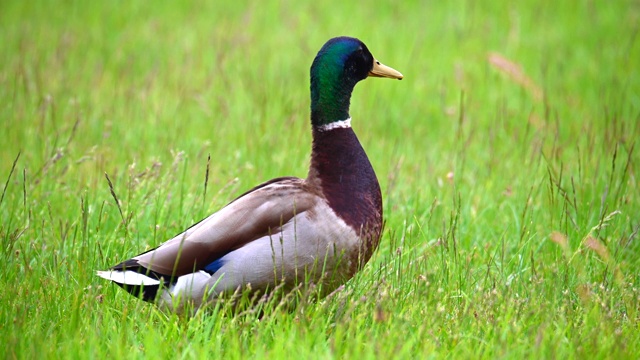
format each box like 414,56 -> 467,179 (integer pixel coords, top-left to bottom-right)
1,0 -> 639,358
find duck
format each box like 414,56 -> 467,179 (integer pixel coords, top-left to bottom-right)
97,36 -> 403,313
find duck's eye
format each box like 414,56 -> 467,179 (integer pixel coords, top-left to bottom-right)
376,61 -> 380,65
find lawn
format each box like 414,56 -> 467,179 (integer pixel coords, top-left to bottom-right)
1,0 -> 639,358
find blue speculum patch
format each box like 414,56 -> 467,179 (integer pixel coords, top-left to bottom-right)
203,258 -> 226,274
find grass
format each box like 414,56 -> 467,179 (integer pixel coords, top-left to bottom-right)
1,0 -> 639,358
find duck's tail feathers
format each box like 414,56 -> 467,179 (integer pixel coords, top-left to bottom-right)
96,259 -> 168,302
96,269 -> 161,286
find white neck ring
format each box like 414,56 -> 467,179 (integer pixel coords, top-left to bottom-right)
316,118 -> 352,132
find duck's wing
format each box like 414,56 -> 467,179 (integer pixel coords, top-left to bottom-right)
100,176 -> 319,281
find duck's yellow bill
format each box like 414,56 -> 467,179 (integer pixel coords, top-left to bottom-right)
369,59 -> 403,80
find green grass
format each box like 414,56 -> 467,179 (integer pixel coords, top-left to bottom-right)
1,0 -> 639,358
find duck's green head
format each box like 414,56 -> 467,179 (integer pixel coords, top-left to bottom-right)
310,37 -> 403,127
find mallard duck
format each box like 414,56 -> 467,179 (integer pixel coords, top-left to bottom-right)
97,36 -> 403,312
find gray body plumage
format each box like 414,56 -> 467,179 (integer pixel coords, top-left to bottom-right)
98,177 -> 361,312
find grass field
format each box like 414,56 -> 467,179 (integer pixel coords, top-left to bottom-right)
1,0 -> 639,358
